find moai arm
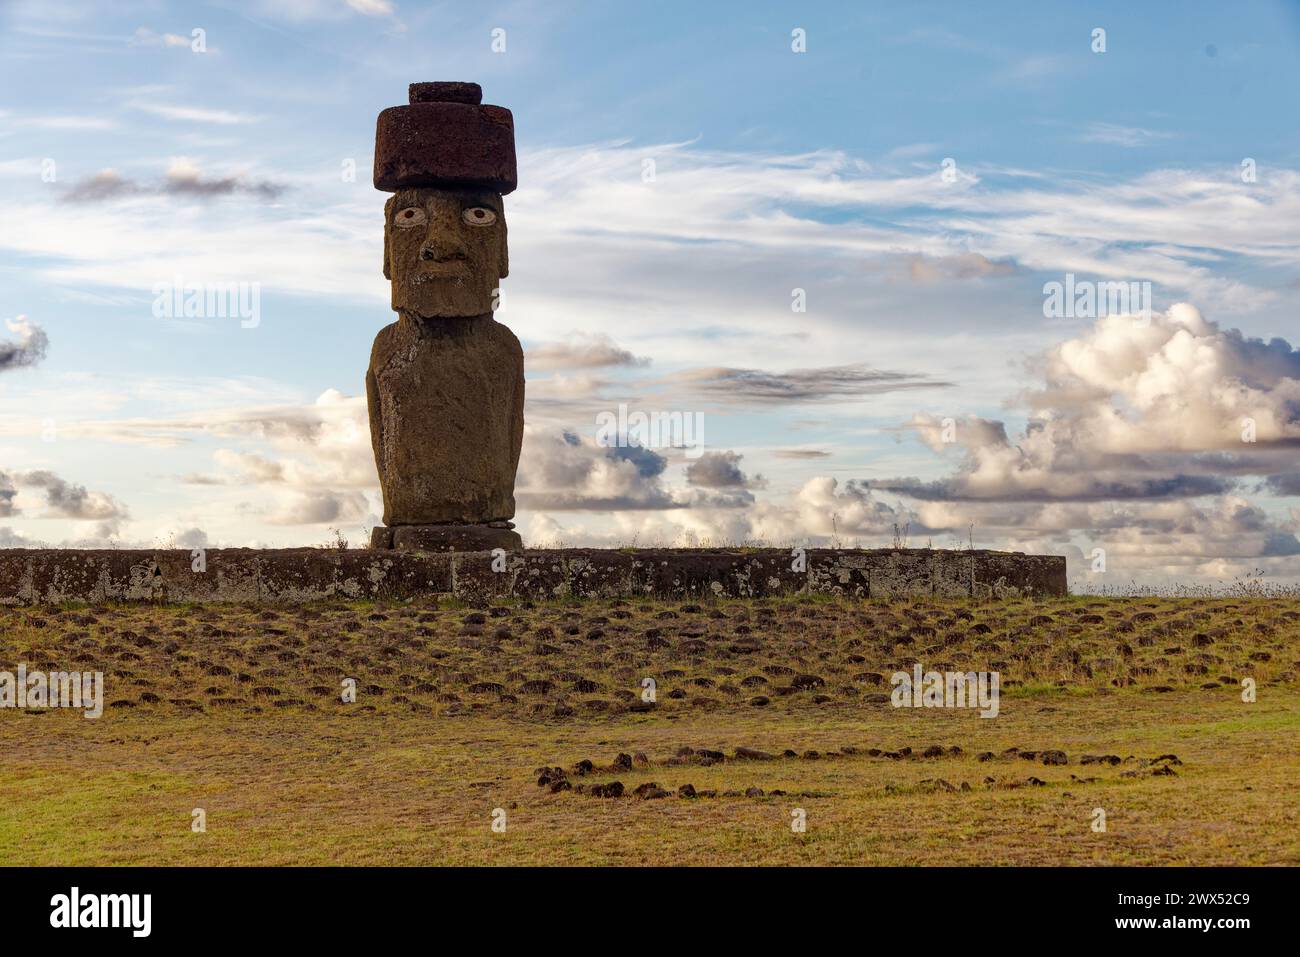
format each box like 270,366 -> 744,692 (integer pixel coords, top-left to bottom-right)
364,332 -> 387,488
365,359 -> 386,488
507,326 -> 525,479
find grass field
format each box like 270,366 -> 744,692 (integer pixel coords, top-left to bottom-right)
1,594 -> 1296,865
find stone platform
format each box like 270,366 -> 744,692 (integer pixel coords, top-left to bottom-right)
0,547 -> 1065,605
370,523 -> 522,551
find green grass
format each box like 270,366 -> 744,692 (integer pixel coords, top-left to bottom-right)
0,595 -> 1296,865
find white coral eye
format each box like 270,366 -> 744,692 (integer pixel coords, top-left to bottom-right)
394,207 -> 426,227
462,206 -> 497,227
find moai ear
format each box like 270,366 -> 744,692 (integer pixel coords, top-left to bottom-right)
497,212 -> 509,280
383,196 -> 394,280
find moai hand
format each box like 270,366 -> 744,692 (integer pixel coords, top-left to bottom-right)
367,83 -> 525,552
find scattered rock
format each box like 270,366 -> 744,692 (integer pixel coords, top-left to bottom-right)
536,767 -> 567,787
1081,754 -> 1121,766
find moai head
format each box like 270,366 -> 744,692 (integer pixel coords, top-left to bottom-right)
383,188 -> 508,317
374,82 -> 517,319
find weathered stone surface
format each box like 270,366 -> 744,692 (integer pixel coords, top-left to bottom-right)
374,83 -> 517,194
867,550 -> 933,598
973,551 -> 1065,598
381,188 -> 508,318
931,550 -> 976,598
376,523 -> 522,552
0,551 -> 31,603
367,315 -> 524,525
367,82 -> 524,538
154,549 -> 259,603
0,548 -> 1064,605
808,551 -> 870,597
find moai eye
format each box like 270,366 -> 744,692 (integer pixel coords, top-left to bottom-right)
394,207 -> 427,228
462,206 -> 497,227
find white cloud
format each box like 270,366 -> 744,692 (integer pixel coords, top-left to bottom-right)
346,0 -> 394,15
130,27 -> 195,49
128,101 -> 259,125
1078,122 -> 1176,147
1,316 -> 48,371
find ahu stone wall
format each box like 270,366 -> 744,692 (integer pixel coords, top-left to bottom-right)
0,547 -> 1066,605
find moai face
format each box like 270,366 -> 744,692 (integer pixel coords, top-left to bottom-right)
384,187 -> 509,318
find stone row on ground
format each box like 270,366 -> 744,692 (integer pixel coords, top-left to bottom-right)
0,547 -> 1066,604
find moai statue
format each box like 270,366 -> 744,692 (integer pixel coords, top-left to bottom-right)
367,82 -> 524,551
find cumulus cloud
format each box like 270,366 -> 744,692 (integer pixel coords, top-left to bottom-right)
0,526 -> 44,547
14,469 -> 128,521
515,428 -> 677,511
523,475 -> 921,549
168,390 -> 377,525
685,451 -> 766,490
517,473 -> 918,550
0,469 -> 128,536
0,315 -> 48,371
515,428 -> 756,511
1026,303 -> 1300,453
171,527 -> 209,548
0,474 -> 17,517
265,490 -> 370,525
1264,473 -> 1300,496
867,304 -> 1300,582
212,450 -> 286,484
879,305 -> 1300,503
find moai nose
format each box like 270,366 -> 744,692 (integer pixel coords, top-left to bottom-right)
420,239 -> 467,262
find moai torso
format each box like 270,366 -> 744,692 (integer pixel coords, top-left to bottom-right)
367,314 -> 523,525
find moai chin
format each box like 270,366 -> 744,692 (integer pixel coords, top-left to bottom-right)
367,82 -> 525,551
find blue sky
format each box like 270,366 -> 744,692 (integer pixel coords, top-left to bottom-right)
2,0 -> 1299,589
